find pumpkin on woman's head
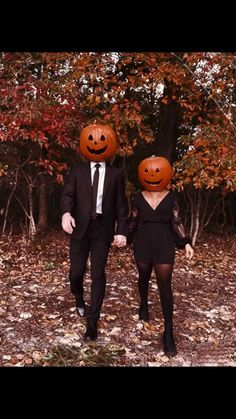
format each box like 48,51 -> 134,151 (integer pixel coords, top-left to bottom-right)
138,156 -> 173,191
79,124 -> 117,161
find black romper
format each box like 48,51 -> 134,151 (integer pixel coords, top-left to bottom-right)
128,191 -> 190,264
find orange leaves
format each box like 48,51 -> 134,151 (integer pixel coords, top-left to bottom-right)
0,52 -> 81,147
86,95 -> 94,104
183,53 -> 189,60
194,138 -> 207,148
2,51 -> 235,179
219,145 -> 228,156
142,133 -> 154,144
111,104 -> 119,113
179,101 -> 195,111
37,159 -> 68,177
94,96 -> 101,105
175,122 -> 236,192
56,163 -> 68,172
184,176 -> 192,184
65,52 -> 234,161
161,96 -> 169,105
134,115 -> 142,124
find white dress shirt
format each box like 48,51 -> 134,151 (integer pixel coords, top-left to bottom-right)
90,161 -> 106,214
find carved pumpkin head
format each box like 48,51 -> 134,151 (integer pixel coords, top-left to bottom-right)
79,124 -> 117,161
138,156 -> 173,191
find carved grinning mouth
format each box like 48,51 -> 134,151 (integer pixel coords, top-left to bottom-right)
87,145 -> 107,155
144,179 -> 163,185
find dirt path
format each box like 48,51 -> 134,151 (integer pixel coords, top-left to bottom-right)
0,231 -> 235,366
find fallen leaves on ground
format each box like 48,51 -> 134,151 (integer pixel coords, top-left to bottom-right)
0,231 -> 235,366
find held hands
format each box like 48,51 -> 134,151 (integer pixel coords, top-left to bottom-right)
62,212 -> 76,234
185,243 -> 194,260
112,235 -> 127,248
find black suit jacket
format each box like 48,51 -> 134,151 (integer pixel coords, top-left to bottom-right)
61,162 -> 129,242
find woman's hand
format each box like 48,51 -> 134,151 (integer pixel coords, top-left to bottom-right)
185,243 -> 194,260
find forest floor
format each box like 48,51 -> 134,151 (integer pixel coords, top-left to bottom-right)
0,230 -> 235,367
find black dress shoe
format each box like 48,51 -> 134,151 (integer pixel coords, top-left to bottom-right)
163,328 -> 177,357
75,299 -> 86,317
84,321 -> 98,341
138,303 -> 149,321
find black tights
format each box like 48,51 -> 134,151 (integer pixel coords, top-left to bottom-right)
136,261 -> 174,327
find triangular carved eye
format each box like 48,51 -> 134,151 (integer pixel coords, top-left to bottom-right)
156,168 -> 160,172
100,135 -> 105,141
88,135 -> 93,141
144,168 -> 148,172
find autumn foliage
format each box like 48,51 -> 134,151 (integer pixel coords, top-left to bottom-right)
175,123 -> 236,192
0,52 -> 82,181
0,51 -> 236,239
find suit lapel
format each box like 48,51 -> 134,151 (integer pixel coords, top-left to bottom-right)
83,162 -> 92,201
103,163 -> 112,201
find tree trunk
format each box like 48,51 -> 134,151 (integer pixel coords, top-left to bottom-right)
191,189 -> 201,246
155,81 -> 180,164
184,187 -> 221,245
38,173 -> 48,230
29,183 -> 36,237
2,168 -> 19,235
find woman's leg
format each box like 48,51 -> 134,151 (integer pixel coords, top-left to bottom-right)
136,260 -> 153,321
153,263 -> 177,356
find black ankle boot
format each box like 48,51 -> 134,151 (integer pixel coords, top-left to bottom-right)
138,302 -> 149,321
84,320 -> 98,341
163,326 -> 177,357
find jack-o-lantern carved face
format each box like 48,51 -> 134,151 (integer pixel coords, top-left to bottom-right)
79,124 -> 117,161
138,156 -> 173,191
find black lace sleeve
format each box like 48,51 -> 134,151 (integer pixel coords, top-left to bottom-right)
127,196 -> 139,244
171,197 -> 191,249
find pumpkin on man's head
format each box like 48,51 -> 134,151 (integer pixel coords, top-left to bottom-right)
79,124 -> 117,161
138,156 -> 173,191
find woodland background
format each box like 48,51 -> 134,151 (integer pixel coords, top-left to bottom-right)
0,52 -> 235,366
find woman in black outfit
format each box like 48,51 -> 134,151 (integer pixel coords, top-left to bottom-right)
128,157 -> 194,357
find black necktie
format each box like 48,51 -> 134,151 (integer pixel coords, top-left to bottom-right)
92,163 -> 100,219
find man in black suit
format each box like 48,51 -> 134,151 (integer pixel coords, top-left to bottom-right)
61,125 -> 128,341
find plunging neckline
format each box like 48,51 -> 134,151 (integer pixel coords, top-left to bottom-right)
141,191 -> 170,211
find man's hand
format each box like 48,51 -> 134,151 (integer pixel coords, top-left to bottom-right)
112,235 -> 127,248
62,212 -> 76,234
185,243 -> 194,260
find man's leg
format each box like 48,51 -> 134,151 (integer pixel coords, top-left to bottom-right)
84,219 -> 110,340
69,237 -> 90,309
90,239 -> 110,322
